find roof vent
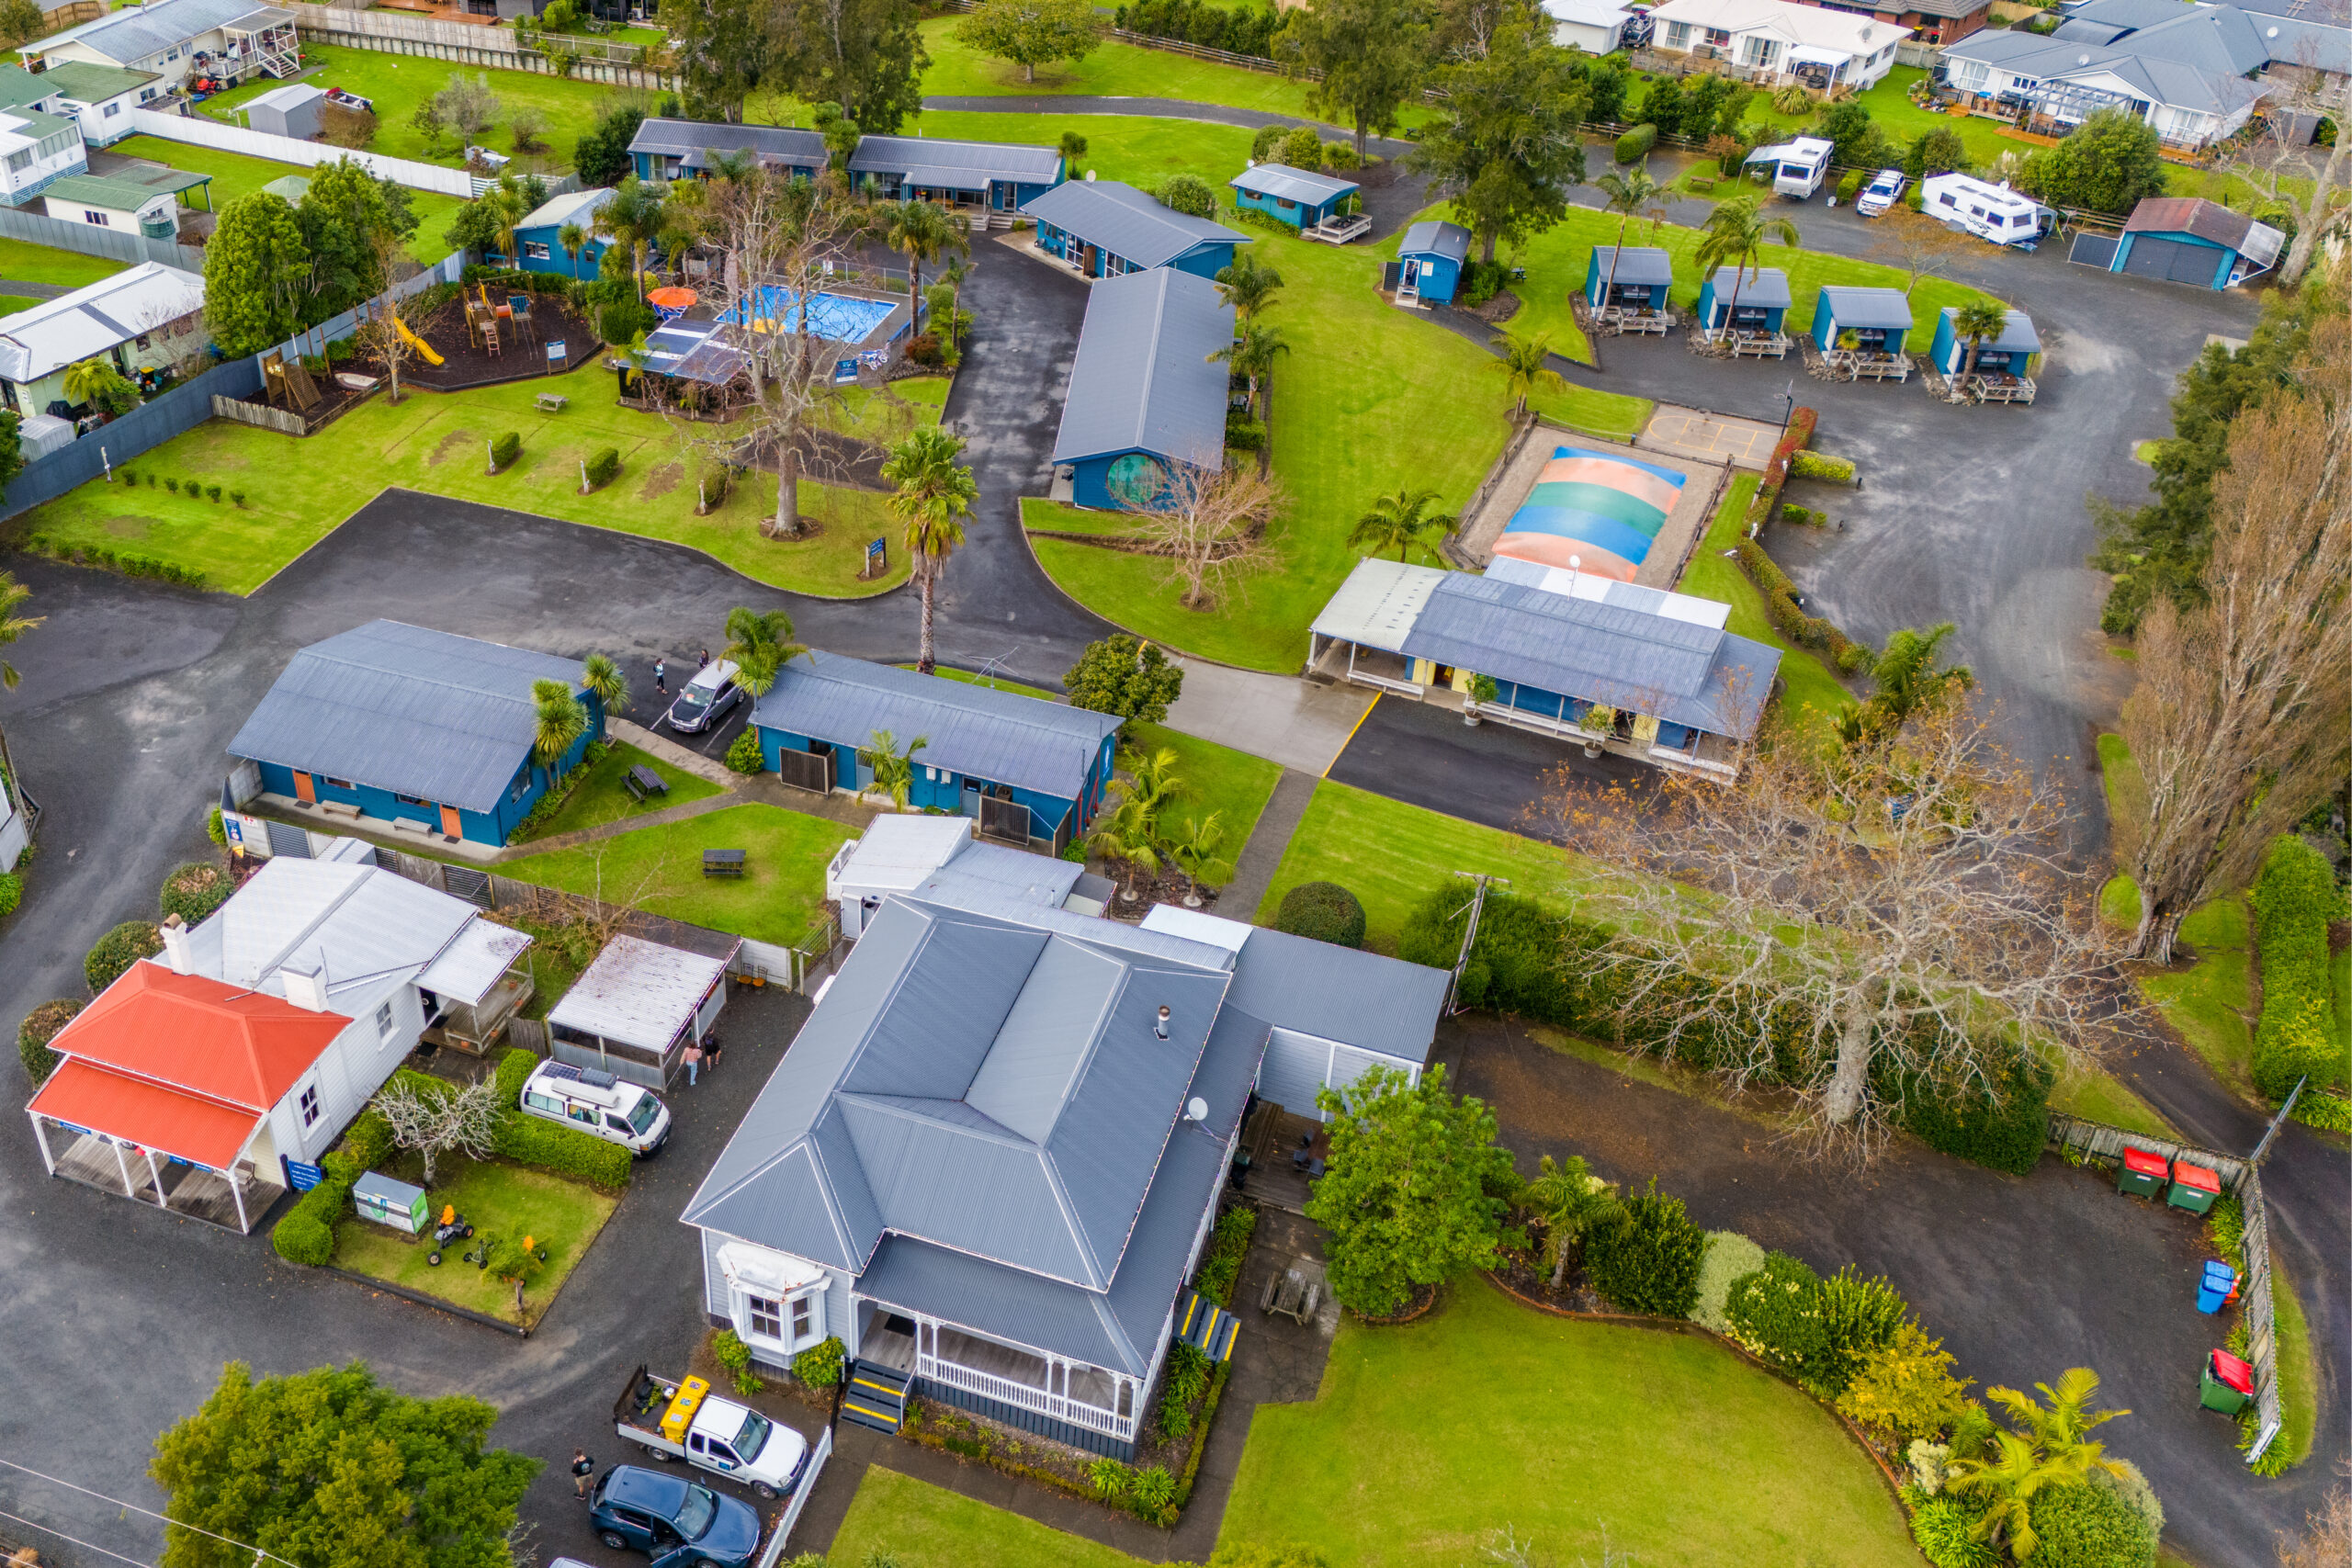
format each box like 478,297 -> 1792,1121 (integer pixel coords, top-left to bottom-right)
2266,24 -> 2278,34
1155,1005 -> 1171,1041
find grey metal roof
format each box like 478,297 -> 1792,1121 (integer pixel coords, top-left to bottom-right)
751,650 -> 1122,802
1402,573 -> 1782,739
1020,180 -> 1249,270
679,898 -> 1235,1300
1050,266 -> 1234,470
1941,306 -> 2041,353
1589,246 -> 1676,286
29,0 -> 292,61
1228,163 -> 1360,205
548,934 -> 733,1052
1399,220 -> 1472,263
225,620 -> 584,814
850,133 -> 1061,186
1817,286 -> 1915,331
2125,195 -> 2266,248
1704,265 -> 1792,308
1226,927 -> 1449,1066
628,118 -> 827,167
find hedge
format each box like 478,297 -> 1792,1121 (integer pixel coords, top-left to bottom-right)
1274,882 -> 1366,949
1790,451 -> 1858,484
17,997 -> 82,1088
490,431 -> 523,472
160,861 -> 234,924
1615,123 -> 1658,164
2248,835 -> 2348,1099
0,872 -> 18,919
1585,1181 -> 1706,1317
582,447 -> 622,491
1738,537 -> 1874,674
2028,1480 -> 2159,1568
85,920 -> 163,993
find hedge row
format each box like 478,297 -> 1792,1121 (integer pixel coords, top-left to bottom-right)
24,536 -> 208,587
1738,538 -> 1874,675
271,1104 -> 396,1265
492,1047 -> 633,1186
2248,836 -> 2349,1100
1397,886 -> 2050,1172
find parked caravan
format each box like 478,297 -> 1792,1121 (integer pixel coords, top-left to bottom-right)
1747,138 -> 1834,200
1921,173 -> 2055,246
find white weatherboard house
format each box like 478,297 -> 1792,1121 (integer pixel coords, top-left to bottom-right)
21,0 -> 301,90
0,262 -> 208,423
681,891 -> 1447,1456
1647,0 -> 1912,88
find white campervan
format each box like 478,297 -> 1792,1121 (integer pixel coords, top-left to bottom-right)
1921,173 -> 2055,247
519,1060 -> 672,1156
1749,137 -> 1835,200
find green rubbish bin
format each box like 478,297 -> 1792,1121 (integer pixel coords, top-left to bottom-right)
2168,1160 -> 2222,1214
2200,1349 -> 2253,1415
2118,1146 -> 2168,1198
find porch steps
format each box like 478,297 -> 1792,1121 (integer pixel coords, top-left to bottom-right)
838,1360 -> 910,1434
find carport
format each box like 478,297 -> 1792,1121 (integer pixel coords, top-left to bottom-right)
548,934 -> 738,1090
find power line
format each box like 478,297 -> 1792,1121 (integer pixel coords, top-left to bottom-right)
0,1461 -> 299,1568
0,1506 -> 163,1568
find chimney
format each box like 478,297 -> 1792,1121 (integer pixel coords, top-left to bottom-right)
1154,1005 -> 1171,1041
160,913 -> 191,976
280,954 -> 329,1012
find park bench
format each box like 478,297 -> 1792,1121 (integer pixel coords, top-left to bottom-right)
318,800 -> 362,821
703,849 -> 746,878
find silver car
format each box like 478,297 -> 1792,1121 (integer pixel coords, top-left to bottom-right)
665,660 -> 744,734
1856,168 -> 1906,218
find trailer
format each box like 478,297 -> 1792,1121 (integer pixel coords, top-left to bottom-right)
1921,173 -> 2056,247
614,1367 -> 811,1500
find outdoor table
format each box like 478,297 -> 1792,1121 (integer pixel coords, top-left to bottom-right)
536,393 -> 568,412
628,764 -> 668,796
703,849 -> 746,878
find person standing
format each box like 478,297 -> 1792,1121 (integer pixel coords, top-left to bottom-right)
654,658 -> 668,698
571,1450 -> 594,1500
682,1040 -> 702,1087
697,648 -> 710,669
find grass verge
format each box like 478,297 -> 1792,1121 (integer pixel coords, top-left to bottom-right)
2045,1057 -> 2175,1140
828,1467 -> 1144,1568
2136,897 -> 2256,1096
330,1155 -> 616,1327
517,742 -> 724,843
1126,719 -> 1284,877
2271,1252 -> 2318,1472
0,236 -> 125,289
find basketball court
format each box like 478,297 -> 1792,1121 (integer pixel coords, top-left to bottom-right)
1636,404 -> 1786,471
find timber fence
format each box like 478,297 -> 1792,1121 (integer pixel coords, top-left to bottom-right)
132,105 -> 479,195
290,7 -> 681,92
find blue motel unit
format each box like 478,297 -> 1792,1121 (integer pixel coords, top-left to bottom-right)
1584,246 -> 1675,310
1022,180 -> 1249,281
1812,286 -> 1916,355
1395,220 -> 1470,305
1693,265 -> 1792,334
625,120 -> 1064,213
1926,307 -> 2041,376
498,186 -> 616,276
752,652 -> 1125,853
1051,268 -> 1234,513
1227,163 -> 1360,229
628,120 -> 829,183
226,621 -> 605,848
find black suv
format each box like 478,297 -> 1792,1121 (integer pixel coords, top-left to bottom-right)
587,1465 -> 762,1568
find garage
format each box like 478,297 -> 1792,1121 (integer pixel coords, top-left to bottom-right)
2106,197 -> 2284,291
2120,235 -> 2222,286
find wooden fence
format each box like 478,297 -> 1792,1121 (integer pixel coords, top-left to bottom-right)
212,395 -> 312,435
292,8 -> 680,92
2043,1112 -> 2250,1189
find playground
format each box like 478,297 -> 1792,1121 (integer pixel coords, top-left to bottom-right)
368,285 -> 605,394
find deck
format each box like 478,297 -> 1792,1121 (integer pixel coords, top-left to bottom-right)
1232,1102 -> 1325,1215
1303,214 -> 1373,245
1703,328 -> 1790,359
49,1131 -> 282,1232
1595,304 -> 1672,336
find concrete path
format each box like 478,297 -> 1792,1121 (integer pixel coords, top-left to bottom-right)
1218,768 -> 1320,923
0,279 -> 72,299
1161,659 -> 1374,775
610,717 -> 738,786
504,790 -> 743,857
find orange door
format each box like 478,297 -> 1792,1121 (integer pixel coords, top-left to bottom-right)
438,804 -> 462,840
292,772 -> 316,805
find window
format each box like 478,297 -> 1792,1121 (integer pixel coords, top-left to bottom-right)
1663,19 -> 1691,46
395,792 -> 428,806
84,210 -> 106,225
6,151 -> 30,173
324,776 -> 354,789
103,102 -> 120,118
523,241 -> 550,260
789,1296 -> 815,1341
375,1000 -> 396,1035
509,769 -> 531,803
299,1083 -> 321,1127
525,1090 -> 566,1114
745,1294 -> 785,1340
569,1102 -> 597,1124
1703,26 -> 1731,45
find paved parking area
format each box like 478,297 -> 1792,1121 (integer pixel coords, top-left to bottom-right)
1637,403 -> 1782,470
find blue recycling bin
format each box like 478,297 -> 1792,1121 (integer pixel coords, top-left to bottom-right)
2198,1261 -> 2236,1314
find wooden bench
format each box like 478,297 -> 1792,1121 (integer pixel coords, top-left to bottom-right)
622,764 -> 668,803
703,849 -> 746,878
390,816 -> 428,836
535,392 -> 568,413
318,800 -> 362,820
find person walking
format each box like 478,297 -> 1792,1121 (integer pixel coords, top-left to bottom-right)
704,1036 -> 723,1072
697,648 -> 710,669
654,658 -> 668,697
683,1040 -> 702,1087
571,1450 -> 594,1500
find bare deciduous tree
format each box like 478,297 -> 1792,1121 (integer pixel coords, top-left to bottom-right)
2276,1462 -> 2352,1568
1867,209 -> 1977,298
2223,49 -> 2351,287
371,1075 -> 503,1184
2119,316 -> 2349,962
1543,694 -> 2118,1156
1119,461 -> 1283,611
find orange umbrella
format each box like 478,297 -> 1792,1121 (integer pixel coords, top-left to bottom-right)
647,287 -> 697,310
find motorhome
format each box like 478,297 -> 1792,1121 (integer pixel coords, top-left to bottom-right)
518,1059 -> 672,1156
1921,173 -> 2055,246
1747,137 -> 1834,200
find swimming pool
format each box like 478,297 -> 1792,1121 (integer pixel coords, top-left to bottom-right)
719,287 -> 899,344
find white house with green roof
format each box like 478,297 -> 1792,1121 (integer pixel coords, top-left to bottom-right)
35,61 -> 164,149
40,164 -> 212,238
0,64 -> 87,203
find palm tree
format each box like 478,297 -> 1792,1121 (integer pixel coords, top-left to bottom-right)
1119,745 -> 1183,818
579,653 -> 628,716
1166,811 -> 1231,906
881,197 -> 967,312
1948,1430 -> 2072,1560
1947,1368 -> 2132,1560
1347,487 -> 1461,563
1213,251 -> 1283,319
1951,299 -> 2013,382
62,357 -> 131,416
594,175 -> 665,301
881,426 -> 979,675
0,571 -> 42,690
1209,318 -> 1291,422
1086,796 -> 1163,900
557,220 -> 587,281
863,728 -> 928,810
720,606 -> 809,696
529,678 -> 588,784
1865,621 -> 1971,730
1591,165 -> 1667,317
1058,129 -> 1089,168
1489,329 -> 1566,417
1522,1154 -> 1623,1289
1988,1369 -> 2132,1470
1694,196 -> 1801,340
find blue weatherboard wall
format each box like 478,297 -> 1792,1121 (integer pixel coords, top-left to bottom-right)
505,221 -> 609,277
1235,186 -> 1344,228
1583,252 -> 1667,310
2108,230 -> 2236,290
1400,248 -> 1461,304
1927,314 -> 2033,376
1485,677 -> 1698,752
1812,301 -> 1909,355
1695,277 -> 1785,333
758,725 -> 1115,840
1032,220 -> 1235,281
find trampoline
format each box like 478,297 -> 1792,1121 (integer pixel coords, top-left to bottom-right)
719,286 -> 897,344
1493,446 -> 1687,581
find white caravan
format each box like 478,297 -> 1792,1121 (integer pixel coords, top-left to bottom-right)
1921,173 -> 2057,246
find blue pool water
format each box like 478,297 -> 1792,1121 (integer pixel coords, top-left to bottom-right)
720,287 -> 897,344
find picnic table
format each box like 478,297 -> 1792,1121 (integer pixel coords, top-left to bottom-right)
621,763 -> 669,803
1261,1264 -> 1323,1325
536,392 -> 568,413
703,848 -> 746,878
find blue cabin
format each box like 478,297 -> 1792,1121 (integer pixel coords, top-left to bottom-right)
1583,246 -> 1675,310
1052,267 -> 1235,512
226,621 -> 605,848
498,186 -> 615,277
751,652 -> 1124,855
1396,220 -> 1470,305
1694,265 -> 1792,335
1927,307 -> 2041,377
1022,180 -> 1250,281
628,119 -> 828,184
2105,197 -> 2284,290
849,134 -> 1064,212
1812,286 -> 1915,355
1228,163 -> 1360,229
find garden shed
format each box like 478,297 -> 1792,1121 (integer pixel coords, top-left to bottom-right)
1022,179 -> 1250,280
239,81 -> 321,139
1395,220 -> 1471,306
1694,265 -> 1792,336
1583,246 -> 1675,310
2102,197 -> 2284,289
1228,163 -> 1360,231
1050,265 -> 1234,511
547,934 -> 737,1090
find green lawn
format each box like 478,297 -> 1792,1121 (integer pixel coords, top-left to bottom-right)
0,236 -> 125,289
916,17 -> 1335,122
1026,218 -> 1651,672
108,135 -> 466,265
516,741 -> 724,842
917,662 -> 1058,699
2046,1056 -> 2175,1140
19,360 -> 909,597
1676,472 -> 1856,742
2138,897 -> 2256,1097
829,1468 -> 1145,1568
497,802 -> 854,945
0,294 -> 38,318
2097,729 -> 2148,865
331,1155 -> 617,1327
2272,1253 -> 2319,1472
919,107 -> 1258,197
1220,1278 -> 1918,1568
1125,719 -> 1283,879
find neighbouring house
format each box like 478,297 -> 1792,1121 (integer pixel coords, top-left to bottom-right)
0,261 -> 208,422
1394,219 -> 1471,306
1022,179 -> 1250,281
0,67 -> 87,204
501,186 -> 616,277
825,813 -> 1114,941
628,119 -> 829,184
849,134 -> 1064,212
2096,196 -> 2287,288
1308,556 -> 1782,776
21,0 -> 302,91
547,933 -> 740,1090
238,80 -> 322,139
1050,265 -> 1235,512
1227,163 -> 1360,231
225,619 -> 606,849
39,165 -> 212,238
678,886 -> 1448,1455
31,61 -> 163,148
1693,265 -> 1792,336
1645,0 -> 1912,89
1543,0 -> 1644,52
752,651 -> 1124,856
1787,0 -> 1988,47
23,842 -> 534,1233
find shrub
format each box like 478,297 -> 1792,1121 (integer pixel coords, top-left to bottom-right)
712,1327 -> 753,1374
490,1050 -> 631,1185
1837,1318 -> 1973,1440
1910,1496 -> 1997,1568
2256,997 -> 2342,1105
85,919 -> 163,992
1278,125 -> 1322,170
724,731 -> 764,775
230,490 -> 246,507
1193,1205 -> 1258,1304
2250,834 -> 2347,1098
582,447 -> 621,491
1128,1463 -> 1178,1517
1811,1265 -> 1908,1395
1158,1342 -> 1211,1441
791,1335 -> 845,1389
145,472 -> 156,486
1905,184 -> 1926,211
2294,1087 -> 2352,1132
1781,503 -> 1815,526
270,1211 -> 336,1266
904,331 -> 944,367
1771,84 -> 1811,114
1791,450 -> 1858,483
1155,173 -> 1216,218
164,477 -> 179,492
1894,1052 -> 2052,1175
18,998 -> 82,1087
1724,1251 -> 1826,1379
0,872 -> 17,919
206,484 -> 222,502
1224,416 -> 1265,452
1457,257 -> 1510,308
1274,881 -> 1366,948
206,804 -> 227,845
1585,1179 -> 1707,1317
1690,1228 -> 1765,1332
1837,169 -> 1863,202
490,431 -> 522,472
2092,1461 -> 2164,1544
599,297 -> 657,344
1250,122 -> 1284,163
159,861 -> 233,923
2029,1480 -> 2159,1568
1737,537 -> 1874,675
1614,123 -> 1657,164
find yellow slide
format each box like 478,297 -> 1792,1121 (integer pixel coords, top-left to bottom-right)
391,310 -> 444,367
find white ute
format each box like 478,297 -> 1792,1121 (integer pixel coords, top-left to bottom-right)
616,1369 -> 812,1500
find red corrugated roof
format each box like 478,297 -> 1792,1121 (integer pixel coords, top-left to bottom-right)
28,1058 -> 264,1169
46,963 -> 348,1110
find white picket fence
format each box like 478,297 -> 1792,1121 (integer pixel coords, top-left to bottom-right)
130,107 -> 476,195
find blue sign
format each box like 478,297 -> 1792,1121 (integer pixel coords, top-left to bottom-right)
547,340 -> 567,362
286,1159 -> 326,1192
865,537 -> 887,567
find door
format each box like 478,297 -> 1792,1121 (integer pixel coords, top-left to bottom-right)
2120,235 -> 2214,286
437,804 -> 462,839
293,771 -> 316,805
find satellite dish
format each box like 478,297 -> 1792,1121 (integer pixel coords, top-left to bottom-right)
1185,1097 -> 1209,1123
2267,24 -> 2278,35
2076,52 -> 2091,63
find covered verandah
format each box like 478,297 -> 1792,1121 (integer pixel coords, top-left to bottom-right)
857,1300 -> 1147,1445
28,1063 -> 286,1234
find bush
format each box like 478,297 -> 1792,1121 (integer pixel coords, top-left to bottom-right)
270,1211 -> 337,1266
1781,503 -> 1815,526
724,731 -> 764,775
1724,1251 -> 1826,1378
1274,881 -> 1366,948
230,488 -> 247,507
1224,417 -> 1264,452
206,484 -> 222,502
1155,173 -> 1216,218
791,1335 -> 845,1389
599,298 -> 657,345
85,919 -> 164,992
1585,1179 -> 1707,1317
1737,537 -> 1874,674
1894,1052 -> 2052,1175
206,804 -> 227,845
1457,257 -> 1510,308
2029,1480 -> 2159,1568
1791,450 -> 1858,484
488,431 -> 523,473
1193,1205 -> 1258,1304
582,447 -> 621,491
2250,834 -> 2347,1098
18,997 -> 82,1087
1250,123 -> 1284,163
1910,1496 -> 1997,1568
490,1049 -> 631,1185
0,872 -> 17,919
1690,1228 -> 1765,1332
1811,1264 -> 1909,1395
1905,184 -> 1927,211
2294,1087 -> 2352,1132
1837,1318 -> 1973,1440
164,477 -> 179,492
160,861 -> 233,924
1837,169 -> 1864,202
904,331 -> 945,367
1117,0 -> 1279,57
1614,123 -> 1657,164
1278,125 -> 1322,170
1128,1463 -> 1178,1517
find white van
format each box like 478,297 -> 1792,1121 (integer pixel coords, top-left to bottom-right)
519,1060 -> 672,1156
